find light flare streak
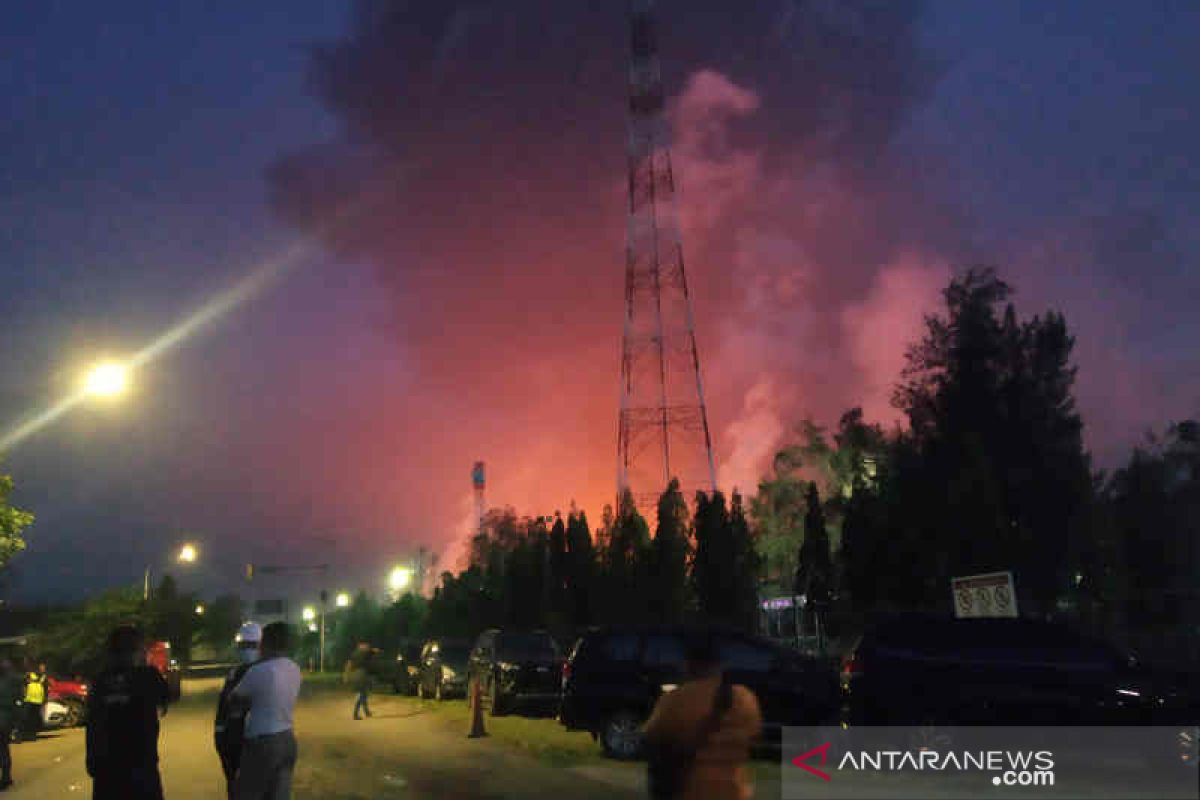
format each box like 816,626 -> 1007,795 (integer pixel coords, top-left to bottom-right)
0,239 -> 311,453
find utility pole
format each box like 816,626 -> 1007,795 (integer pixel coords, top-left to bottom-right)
319,589 -> 328,673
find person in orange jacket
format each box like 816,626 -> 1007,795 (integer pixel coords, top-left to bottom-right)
642,634 -> 763,800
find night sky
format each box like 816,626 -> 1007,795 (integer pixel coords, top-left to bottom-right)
2,1 -> 1197,604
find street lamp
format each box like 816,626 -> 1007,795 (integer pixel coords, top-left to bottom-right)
335,592 -> 351,608
301,606 -> 316,622
388,566 -> 413,594
144,541 -> 201,601
83,361 -> 130,399
194,604 -> 205,615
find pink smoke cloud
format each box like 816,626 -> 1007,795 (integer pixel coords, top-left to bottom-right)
840,256 -> 951,426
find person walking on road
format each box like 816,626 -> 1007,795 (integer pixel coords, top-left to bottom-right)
231,621 -> 301,800
20,661 -> 47,742
642,634 -> 763,800
215,622 -> 262,798
85,625 -> 170,800
343,642 -> 373,720
0,659 -> 22,790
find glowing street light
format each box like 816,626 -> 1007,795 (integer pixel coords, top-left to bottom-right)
83,361 -> 130,399
177,543 -> 198,564
302,606 -> 316,622
388,566 -> 413,593
335,592 -> 351,608
194,604 -> 205,615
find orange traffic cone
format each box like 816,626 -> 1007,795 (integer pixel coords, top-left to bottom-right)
468,677 -> 488,739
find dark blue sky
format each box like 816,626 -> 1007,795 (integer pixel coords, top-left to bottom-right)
1,1 -> 1197,604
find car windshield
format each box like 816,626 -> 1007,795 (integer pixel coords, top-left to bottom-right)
497,635 -> 558,662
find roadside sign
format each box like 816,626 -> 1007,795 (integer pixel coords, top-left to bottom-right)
951,571 -> 1017,619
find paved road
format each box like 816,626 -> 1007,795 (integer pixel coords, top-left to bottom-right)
1,678 -> 661,799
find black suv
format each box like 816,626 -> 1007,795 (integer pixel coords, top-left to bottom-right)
416,638 -> 472,700
842,613 -> 1200,728
559,625 -> 841,759
468,629 -> 562,716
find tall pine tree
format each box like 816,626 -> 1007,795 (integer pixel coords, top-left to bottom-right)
604,491 -> 651,623
565,510 -> 596,628
796,482 -> 832,606
650,479 -> 690,623
729,491 -> 761,632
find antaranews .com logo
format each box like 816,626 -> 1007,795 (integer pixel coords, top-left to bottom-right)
792,740 -> 1055,788
782,726 -> 1199,800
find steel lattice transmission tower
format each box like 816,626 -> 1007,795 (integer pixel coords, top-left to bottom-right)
617,0 -> 717,514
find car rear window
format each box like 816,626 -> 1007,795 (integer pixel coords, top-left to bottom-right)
643,634 -> 685,667
497,634 -> 559,661
719,637 -> 774,672
869,617 -> 1123,668
600,633 -> 640,663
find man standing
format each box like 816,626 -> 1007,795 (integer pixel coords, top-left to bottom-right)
0,659 -> 22,790
232,622 -> 301,800
86,625 -> 170,800
20,662 -> 47,742
343,642 -> 373,720
215,622 -> 262,798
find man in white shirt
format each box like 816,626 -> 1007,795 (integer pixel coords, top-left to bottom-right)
231,622 -> 302,800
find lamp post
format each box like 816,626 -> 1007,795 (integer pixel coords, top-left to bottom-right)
144,542 -> 201,601
387,565 -> 413,601
319,590 -> 328,673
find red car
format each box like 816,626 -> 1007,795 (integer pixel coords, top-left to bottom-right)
146,640 -> 182,702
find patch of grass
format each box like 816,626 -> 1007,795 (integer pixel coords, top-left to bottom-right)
413,697 -> 606,767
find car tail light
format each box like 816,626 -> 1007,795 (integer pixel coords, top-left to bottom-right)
842,652 -> 862,678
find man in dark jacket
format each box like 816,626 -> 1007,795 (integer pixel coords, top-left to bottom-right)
86,625 -> 170,800
215,622 -> 261,798
0,659 -> 21,790
343,642 -> 374,720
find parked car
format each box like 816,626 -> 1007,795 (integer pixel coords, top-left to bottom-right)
387,641 -> 423,695
416,639 -> 472,700
468,629 -> 562,716
145,640 -> 182,702
841,613 -> 1200,730
47,676 -> 88,727
559,625 -> 841,759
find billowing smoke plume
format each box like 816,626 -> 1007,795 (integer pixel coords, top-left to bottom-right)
268,0 -> 1164,557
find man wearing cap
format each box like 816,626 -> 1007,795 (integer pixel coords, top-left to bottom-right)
231,622 -> 301,800
214,622 -> 261,798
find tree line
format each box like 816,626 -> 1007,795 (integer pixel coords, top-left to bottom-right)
417,268 -> 1200,655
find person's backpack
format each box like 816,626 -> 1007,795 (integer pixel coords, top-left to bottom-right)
214,663 -> 252,772
646,680 -> 734,800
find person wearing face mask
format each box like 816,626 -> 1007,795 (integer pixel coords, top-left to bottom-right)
85,624 -> 170,800
215,622 -> 262,798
